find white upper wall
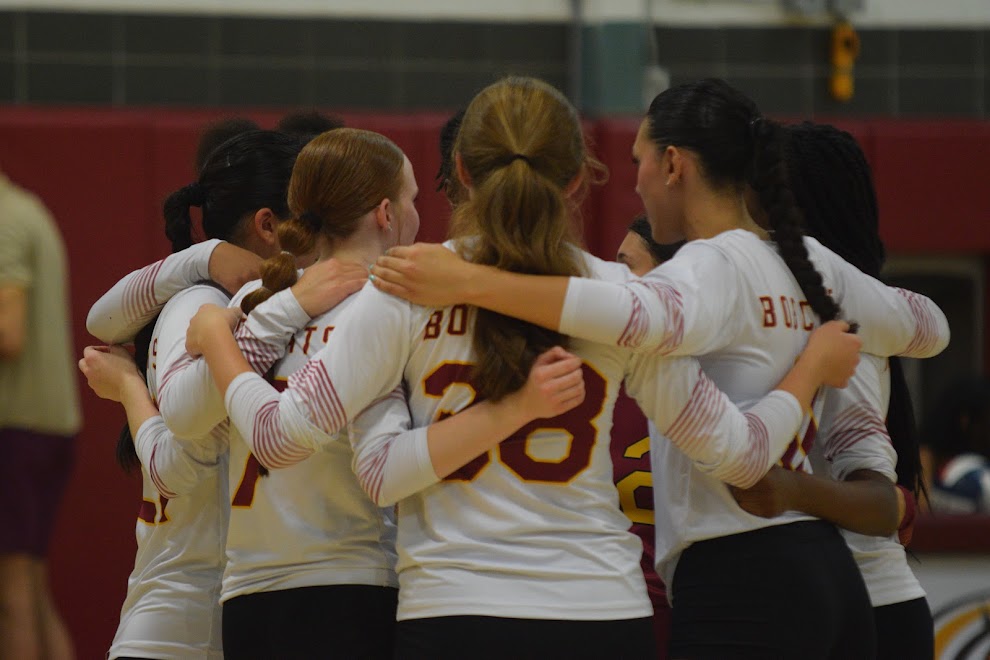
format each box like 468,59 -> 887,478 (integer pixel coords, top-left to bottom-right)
2,0 -> 989,27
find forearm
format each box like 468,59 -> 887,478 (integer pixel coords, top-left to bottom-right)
200,327 -> 253,399
786,469 -> 900,536
157,356 -> 228,439
87,239 -> 220,343
774,356 -> 824,412
467,265 -> 567,332
119,376 -> 163,439
132,414 -> 223,498
354,388 -> 538,506
234,288 -> 310,375
427,395 -> 534,479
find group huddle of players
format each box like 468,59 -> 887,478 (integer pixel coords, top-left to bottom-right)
78,77 -> 949,659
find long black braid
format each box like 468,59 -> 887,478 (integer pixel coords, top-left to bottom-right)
787,121 -> 924,497
749,119 -> 841,323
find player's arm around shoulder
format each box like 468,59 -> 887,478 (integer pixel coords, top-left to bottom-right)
86,239 -> 225,344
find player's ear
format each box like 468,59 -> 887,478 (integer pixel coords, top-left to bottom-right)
455,153 -> 473,194
254,208 -> 278,247
373,198 -> 392,234
664,146 -> 683,187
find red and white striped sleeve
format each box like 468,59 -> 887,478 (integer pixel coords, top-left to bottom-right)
233,287 -> 310,375
349,386 -> 437,506
86,239 -> 221,344
625,354 -> 804,488
133,416 -> 227,498
559,242 -> 740,357
817,355 -> 897,483
155,284 -> 305,439
223,285 -> 411,471
808,238 -> 950,359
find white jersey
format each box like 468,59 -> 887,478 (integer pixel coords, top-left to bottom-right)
109,285 -> 229,660
813,355 -> 926,608
223,248 -> 820,622
218,281 -> 397,602
557,230 -> 950,589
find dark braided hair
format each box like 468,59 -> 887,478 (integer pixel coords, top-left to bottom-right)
645,79 -> 840,323
787,121 -> 923,497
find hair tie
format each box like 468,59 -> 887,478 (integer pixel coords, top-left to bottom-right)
298,210 -> 322,232
509,153 -> 532,166
185,182 -> 207,207
280,250 -> 294,258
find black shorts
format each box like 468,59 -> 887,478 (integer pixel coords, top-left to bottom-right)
669,520 -> 876,659
222,584 -> 397,659
874,597 -> 933,660
395,615 -> 656,660
0,428 -> 75,557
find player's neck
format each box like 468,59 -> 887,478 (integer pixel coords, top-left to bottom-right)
322,239 -> 382,270
684,192 -> 768,241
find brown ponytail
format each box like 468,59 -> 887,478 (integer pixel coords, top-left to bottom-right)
452,77 -> 603,401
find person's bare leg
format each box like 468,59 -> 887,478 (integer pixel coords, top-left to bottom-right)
31,560 -> 74,660
0,554 -> 40,660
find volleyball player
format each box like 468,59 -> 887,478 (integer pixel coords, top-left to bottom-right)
444,109 -> 676,654
215,129 -> 416,659
366,78 -> 951,657
185,77 -> 863,659
732,122 -> 935,659
81,130 -> 313,660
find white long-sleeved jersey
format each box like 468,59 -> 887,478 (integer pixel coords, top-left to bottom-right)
595,231 -> 950,590
222,249 -> 821,622
109,285 -> 229,660
813,355 -> 926,608
217,282 -> 397,602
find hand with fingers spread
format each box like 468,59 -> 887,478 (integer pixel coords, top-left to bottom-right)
801,320 -> 863,388
208,242 -> 264,295
510,346 -> 586,423
291,258 -> 370,317
78,345 -> 144,403
186,304 -> 242,357
370,243 -> 483,307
